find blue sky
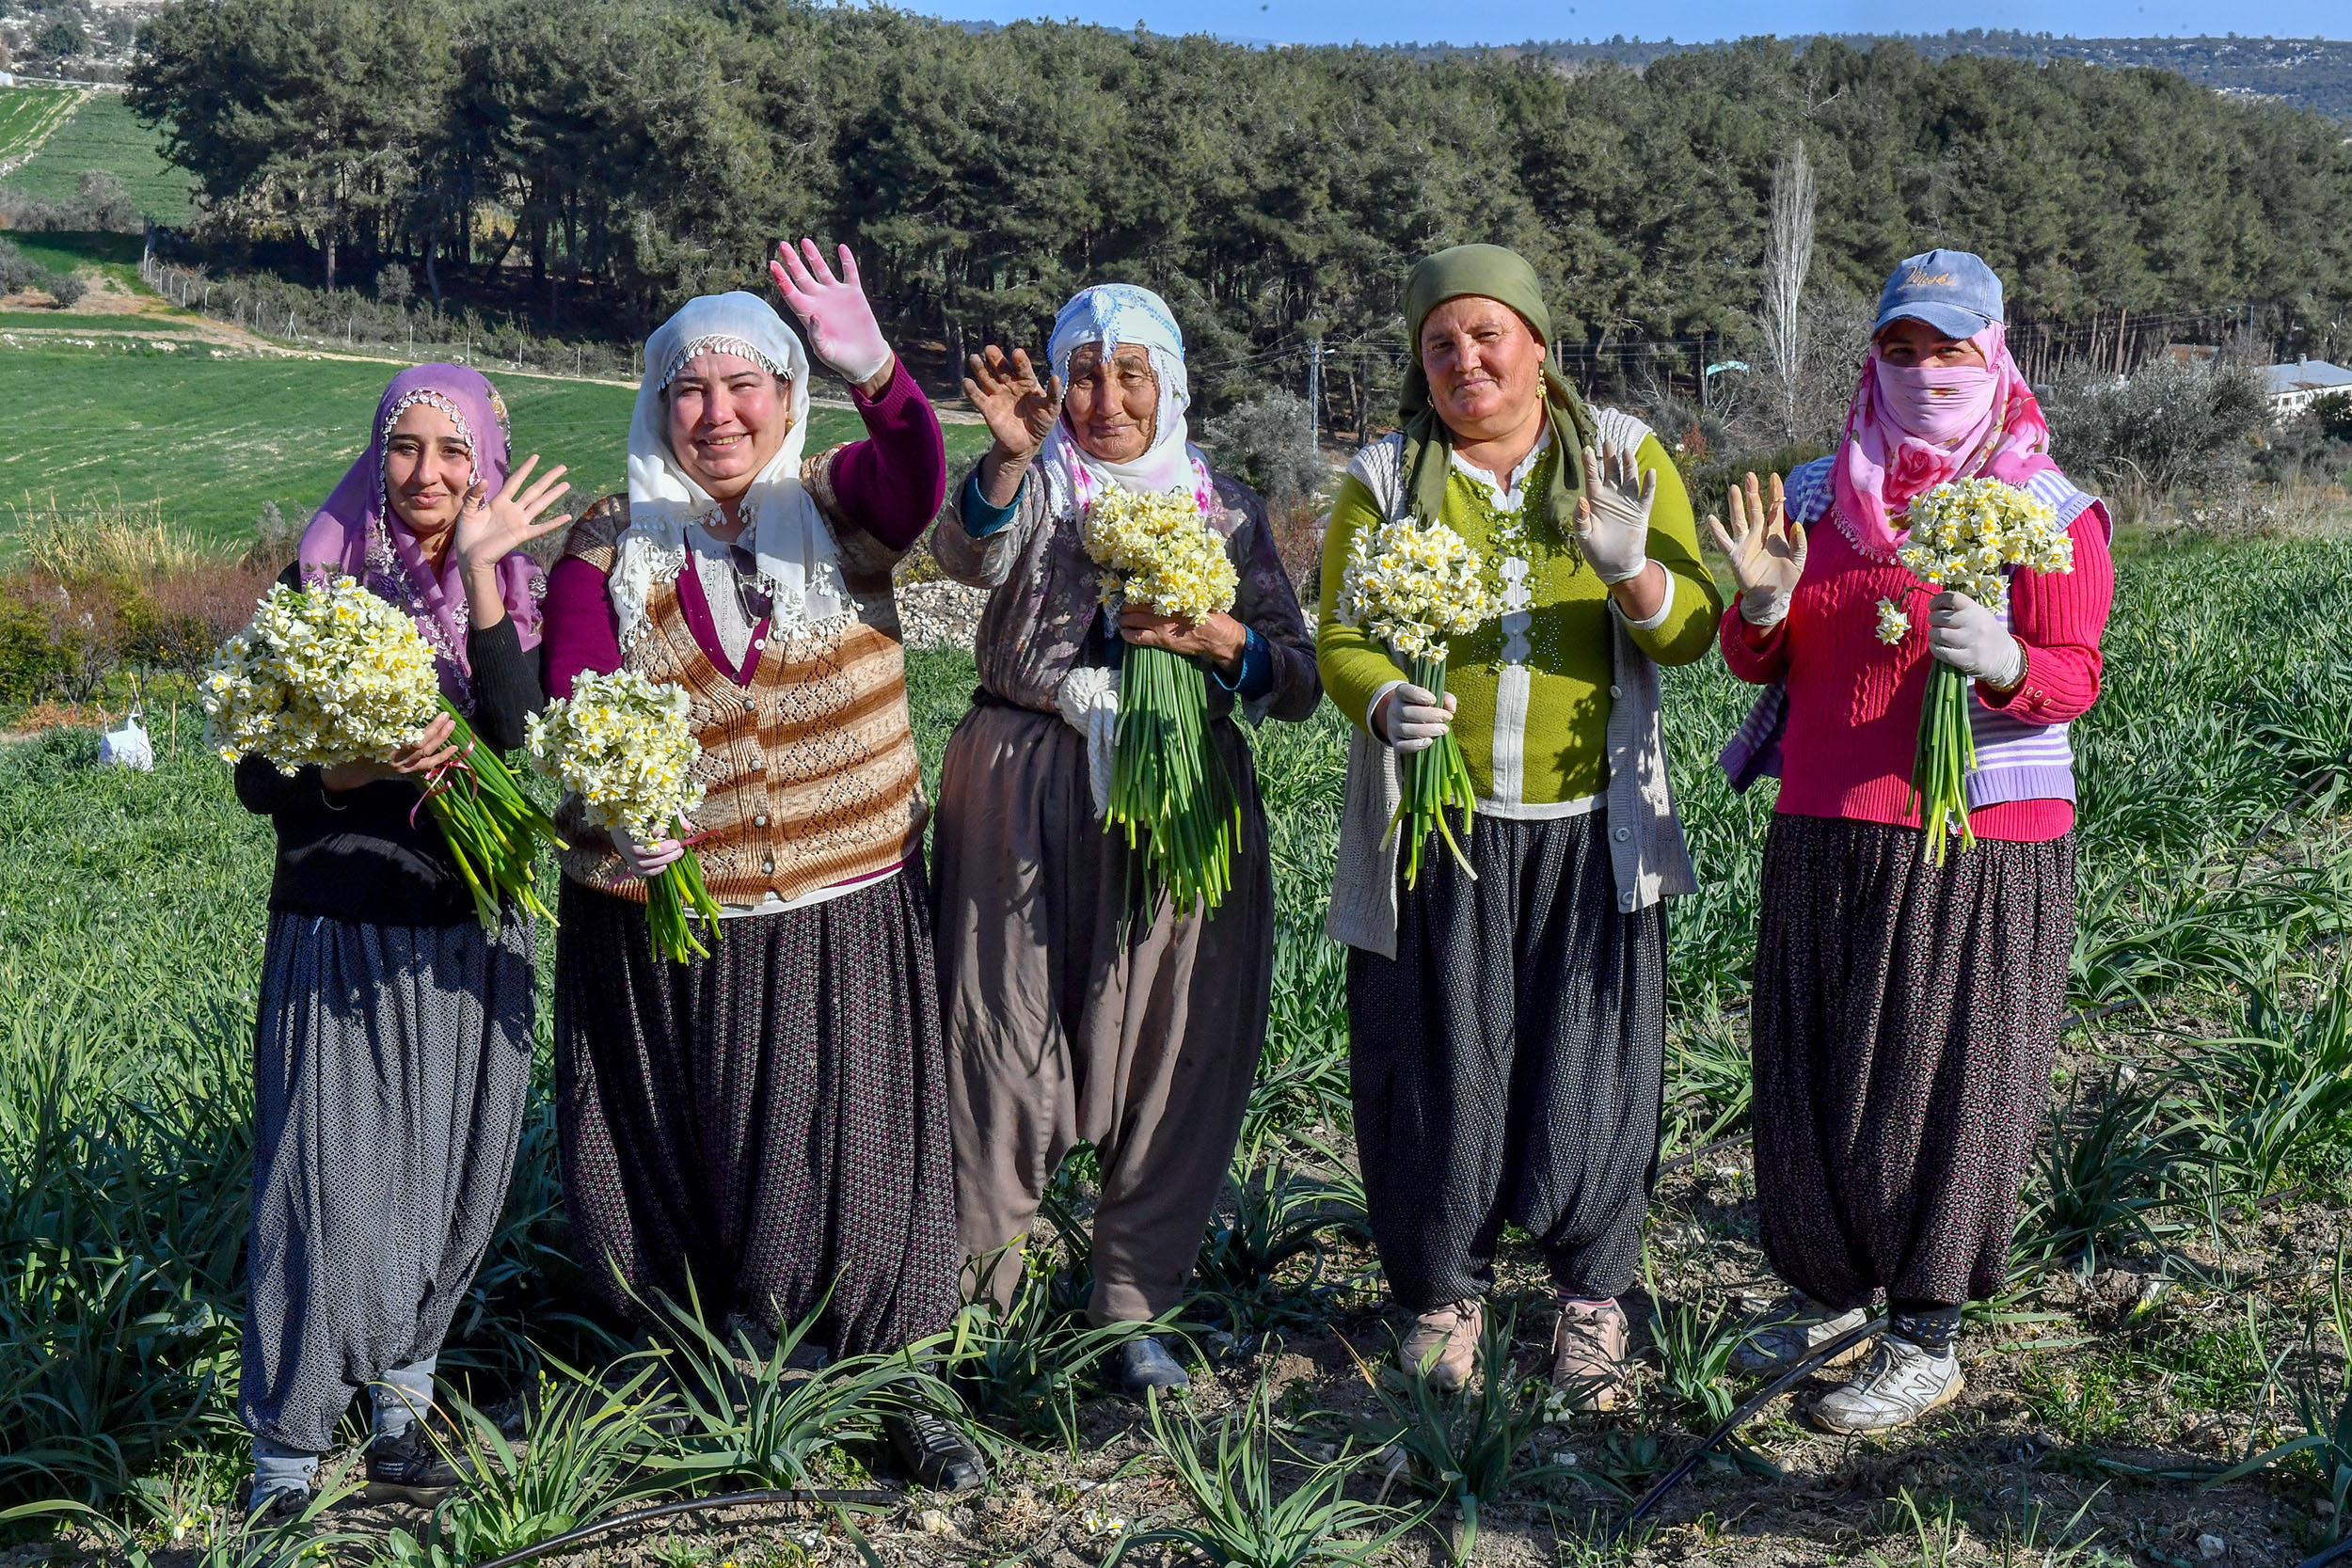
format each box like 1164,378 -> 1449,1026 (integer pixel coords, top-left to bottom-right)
917,0 -> 2350,48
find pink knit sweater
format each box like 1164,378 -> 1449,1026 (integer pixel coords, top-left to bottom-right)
1719,508 -> 2114,841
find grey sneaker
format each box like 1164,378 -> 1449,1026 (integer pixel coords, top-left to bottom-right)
1809,1336 -> 1963,1433
1728,1293 -> 1871,1377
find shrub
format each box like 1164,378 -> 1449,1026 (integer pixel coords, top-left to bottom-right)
75,170 -> 144,234
2042,356 -> 2269,493
1203,391 -> 1328,509
2312,390 -> 2352,446
43,270 -> 87,309
0,241 -> 45,296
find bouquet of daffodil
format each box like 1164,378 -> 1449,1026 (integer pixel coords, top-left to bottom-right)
202,576 -> 564,928
1894,477 -> 2074,864
1334,515 -> 1498,886
1082,484 -> 1244,916
525,670 -> 723,963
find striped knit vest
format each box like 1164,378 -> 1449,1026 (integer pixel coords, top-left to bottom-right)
1720,455 -> 2104,808
555,471 -> 925,907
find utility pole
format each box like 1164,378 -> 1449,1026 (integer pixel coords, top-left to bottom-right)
1306,337 -> 1323,443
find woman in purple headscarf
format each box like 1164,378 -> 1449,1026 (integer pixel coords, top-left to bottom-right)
232,364 -> 574,1519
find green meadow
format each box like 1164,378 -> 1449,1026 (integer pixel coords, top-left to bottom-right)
0,344 -> 992,552
0,88 -> 195,225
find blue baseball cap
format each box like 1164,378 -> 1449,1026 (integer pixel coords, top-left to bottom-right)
1874,249 -> 2004,340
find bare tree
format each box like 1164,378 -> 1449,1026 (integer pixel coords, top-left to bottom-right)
1761,139 -> 1817,441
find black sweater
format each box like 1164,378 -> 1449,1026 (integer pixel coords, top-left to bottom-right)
234,590 -> 547,929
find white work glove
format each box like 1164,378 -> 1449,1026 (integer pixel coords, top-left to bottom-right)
1927,591 -> 2026,686
1373,683 -> 1458,754
1706,471 -> 1808,628
613,821 -> 688,879
1572,442 -> 1657,586
1055,666 -> 1120,816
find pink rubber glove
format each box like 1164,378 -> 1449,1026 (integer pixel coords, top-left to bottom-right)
770,239 -> 893,386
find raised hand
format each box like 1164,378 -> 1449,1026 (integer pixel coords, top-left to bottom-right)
963,345 -> 1063,464
1573,442 -> 1658,586
770,238 -> 893,388
453,454 -> 571,578
1707,471 -> 1806,627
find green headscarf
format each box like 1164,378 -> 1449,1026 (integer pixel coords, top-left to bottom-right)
1399,244 -> 1597,543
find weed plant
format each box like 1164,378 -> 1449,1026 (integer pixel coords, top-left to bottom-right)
1189,1139 -> 1374,1339
1341,1305 -> 1599,1562
1110,1383 -> 1423,1568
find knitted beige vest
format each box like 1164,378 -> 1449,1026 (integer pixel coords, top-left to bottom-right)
555,454 -> 925,907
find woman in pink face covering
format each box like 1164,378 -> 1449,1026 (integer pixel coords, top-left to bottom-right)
1708,249 -> 2115,1435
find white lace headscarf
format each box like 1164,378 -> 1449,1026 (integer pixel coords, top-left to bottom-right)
1040,283 -> 1216,516
611,291 -> 847,651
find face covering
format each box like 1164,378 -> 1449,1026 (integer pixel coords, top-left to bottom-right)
1871,357 -> 1998,447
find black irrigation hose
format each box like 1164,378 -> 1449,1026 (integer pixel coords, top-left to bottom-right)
469,1489 -> 898,1568
2296,1532 -> 2352,1568
1606,1316 -> 1889,1548
2299,1536 -> 2352,1568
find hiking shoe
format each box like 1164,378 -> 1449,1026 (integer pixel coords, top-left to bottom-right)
885,1410 -> 988,1493
1809,1336 -> 1963,1434
1728,1293 -> 1872,1378
1550,1298 -> 1632,1414
1400,1297 -> 1483,1393
1117,1336 -> 1191,1395
364,1424 -> 467,1504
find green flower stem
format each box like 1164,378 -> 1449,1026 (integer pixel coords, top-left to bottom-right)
419,698 -> 566,929
1390,654 -> 1478,889
1107,643 -> 1239,917
1910,661 -> 1979,866
644,816 -> 724,965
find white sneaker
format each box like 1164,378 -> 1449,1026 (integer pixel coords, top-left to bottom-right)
1809,1336 -> 1963,1434
1727,1293 -> 1871,1377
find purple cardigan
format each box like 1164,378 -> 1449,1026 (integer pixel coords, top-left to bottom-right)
541,362 -> 944,697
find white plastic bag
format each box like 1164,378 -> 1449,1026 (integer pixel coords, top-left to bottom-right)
99,709 -> 154,771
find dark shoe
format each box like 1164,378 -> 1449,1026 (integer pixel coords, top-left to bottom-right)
365,1424 -> 466,1504
885,1410 -> 987,1493
242,1484 -> 311,1532
1117,1336 -> 1190,1396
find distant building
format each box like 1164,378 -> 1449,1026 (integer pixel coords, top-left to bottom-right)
2160,342 -> 2217,366
2265,356 -> 2352,417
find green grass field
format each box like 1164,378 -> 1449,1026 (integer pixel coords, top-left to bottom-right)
8,531 -> 2352,1559
0,345 -> 991,552
0,89 -> 194,225
0,86 -> 81,168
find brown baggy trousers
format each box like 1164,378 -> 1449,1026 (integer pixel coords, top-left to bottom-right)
931,700 -> 1274,1324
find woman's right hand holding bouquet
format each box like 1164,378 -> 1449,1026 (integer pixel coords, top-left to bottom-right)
1707,471 -> 1805,628
1373,684 -> 1458,754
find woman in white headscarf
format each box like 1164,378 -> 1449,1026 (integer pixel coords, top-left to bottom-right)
931,284 -> 1322,1394
538,243 -> 982,1491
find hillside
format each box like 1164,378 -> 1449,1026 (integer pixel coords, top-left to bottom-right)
1432,31 -> 2352,119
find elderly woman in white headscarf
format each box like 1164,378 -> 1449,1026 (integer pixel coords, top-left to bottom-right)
537,242 -> 981,1491
932,284 -> 1322,1394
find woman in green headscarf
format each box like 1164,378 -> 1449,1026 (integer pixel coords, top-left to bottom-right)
1317,245 -> 1721,1410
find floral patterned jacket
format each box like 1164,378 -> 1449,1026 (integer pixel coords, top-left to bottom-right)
934,463 -> 1322,725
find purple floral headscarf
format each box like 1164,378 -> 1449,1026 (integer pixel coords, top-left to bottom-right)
298,363 -> 545,712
